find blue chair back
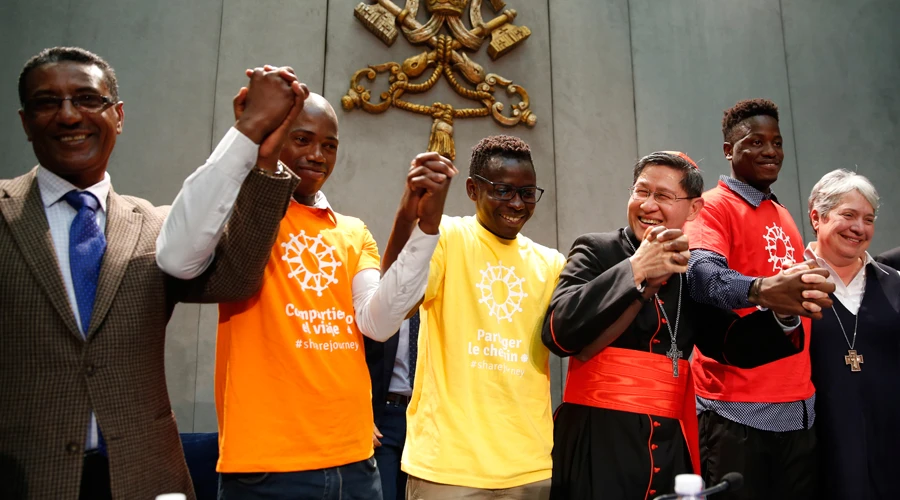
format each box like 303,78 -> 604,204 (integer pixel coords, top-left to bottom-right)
180,432 -> 219,500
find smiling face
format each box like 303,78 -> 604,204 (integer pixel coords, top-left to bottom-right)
279,93 -> 339,202
627,164 -> 704,241
466,156 -> 536,240
812,189 -> 875,268
19,61 -> 123,188
725,115 -> 784,193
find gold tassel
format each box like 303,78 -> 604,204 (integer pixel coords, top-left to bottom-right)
427,104 -> 455,160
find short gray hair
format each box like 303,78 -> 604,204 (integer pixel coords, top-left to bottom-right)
808,169 -> 879,232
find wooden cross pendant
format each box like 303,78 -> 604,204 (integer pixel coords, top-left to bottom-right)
667,344 -> 683,378
845,349 -> 864,372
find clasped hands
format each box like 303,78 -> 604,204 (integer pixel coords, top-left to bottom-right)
232,65 -> 310,171
397,152 -> 459,235
758,260 -> 836,320
629,226 -> 691,300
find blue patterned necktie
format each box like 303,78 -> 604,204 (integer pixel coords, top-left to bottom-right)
408,311 -> 420,390
63,190 -> 106,334
63,190 -> 108,456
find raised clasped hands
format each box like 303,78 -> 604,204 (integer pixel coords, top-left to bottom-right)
399,152 -> 459,235
757,259 -> 835,320
629,226 -> 691,298
233,65 -> 310,170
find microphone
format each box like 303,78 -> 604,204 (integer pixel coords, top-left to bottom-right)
652,472 -> 743,499
699,472 -> 743,496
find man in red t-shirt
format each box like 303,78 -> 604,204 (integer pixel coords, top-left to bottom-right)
684,99 -> 835,499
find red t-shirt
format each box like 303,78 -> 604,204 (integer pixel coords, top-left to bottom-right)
685,180 -> 813,403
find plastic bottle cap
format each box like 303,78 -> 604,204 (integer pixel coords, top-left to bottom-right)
674,474 -> 704,494
155,495 -> 187,500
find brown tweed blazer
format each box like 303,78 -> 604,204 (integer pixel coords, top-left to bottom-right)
0,166 -> 297,500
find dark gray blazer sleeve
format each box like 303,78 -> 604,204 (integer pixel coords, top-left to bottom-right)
174,168 -> 299,303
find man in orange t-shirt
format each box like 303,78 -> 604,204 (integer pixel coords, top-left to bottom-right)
158,88 -> 458,499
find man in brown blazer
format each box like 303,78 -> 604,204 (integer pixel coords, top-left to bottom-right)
0,47 -> 307,499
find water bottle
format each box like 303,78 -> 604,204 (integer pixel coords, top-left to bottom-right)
155,495 -> 186,500
674,473 -> 704,499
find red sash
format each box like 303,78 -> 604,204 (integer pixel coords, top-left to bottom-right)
563,346 -> 700,474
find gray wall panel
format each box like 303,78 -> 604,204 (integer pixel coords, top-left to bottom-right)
164,304 -> 201,431
782,0 -> 900,253
211,0 -> 328,143
0,1 -> 69,179
630,0 -> 806,234
193,304 -> 221,432
548,0 -> 638,409
550,0 -> 638,252
66,0 -> 224,205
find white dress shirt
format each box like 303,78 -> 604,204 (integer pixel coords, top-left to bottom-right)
155,127 -> 438,341
36,165 -> 110,450
804,243 -> 889,314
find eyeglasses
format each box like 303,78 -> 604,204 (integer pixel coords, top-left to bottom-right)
25,94 -> 115,115
473,174 -> 544,204
630,187 -> 695,206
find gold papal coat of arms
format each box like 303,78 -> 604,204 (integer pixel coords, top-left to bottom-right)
342,0 -> 536,160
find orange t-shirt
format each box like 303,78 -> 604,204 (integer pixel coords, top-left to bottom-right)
215,201 -> 381,472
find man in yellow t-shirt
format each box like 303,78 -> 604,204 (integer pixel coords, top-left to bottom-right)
157,91 -> 458,499
382,135 -> 565,499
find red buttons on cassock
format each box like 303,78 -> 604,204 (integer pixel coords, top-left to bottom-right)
651,444 -> 658,450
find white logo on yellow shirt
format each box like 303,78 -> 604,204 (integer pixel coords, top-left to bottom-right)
476,261 -> 528,322
763,223 -> 795,272
281,230 -> 343,296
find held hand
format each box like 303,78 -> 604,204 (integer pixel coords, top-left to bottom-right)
396,158 -> 425,225
629,226 -> 691,288
402,152 -> 458,235
753,268 -> 836,319
781,259 -> 817,276
233,66 -> 305,145
233,65 -> 305,121
373,424 -> 383,448
778,259 -> 831,316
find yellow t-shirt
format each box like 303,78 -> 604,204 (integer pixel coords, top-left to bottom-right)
402,215 -> 566,488
215,202 -> 381,472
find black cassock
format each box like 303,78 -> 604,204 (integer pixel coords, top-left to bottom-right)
811,262 -> 900,500
542,228 -> 803,500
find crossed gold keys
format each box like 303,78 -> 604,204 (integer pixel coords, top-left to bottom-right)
342,0 -> 536,160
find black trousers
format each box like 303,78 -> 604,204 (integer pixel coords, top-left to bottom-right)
699,411 -> 816,500
79,451 -> 112,500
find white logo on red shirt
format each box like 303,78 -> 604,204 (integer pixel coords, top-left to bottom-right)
763,223 -> 795,272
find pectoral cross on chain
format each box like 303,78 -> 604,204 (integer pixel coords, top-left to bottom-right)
667,344 -> 683,378
845,349 -> 864,372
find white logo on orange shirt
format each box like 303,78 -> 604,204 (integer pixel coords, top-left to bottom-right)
281,230 -> 343,296
476,261 -> 527,322
763,223 -> 795,272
